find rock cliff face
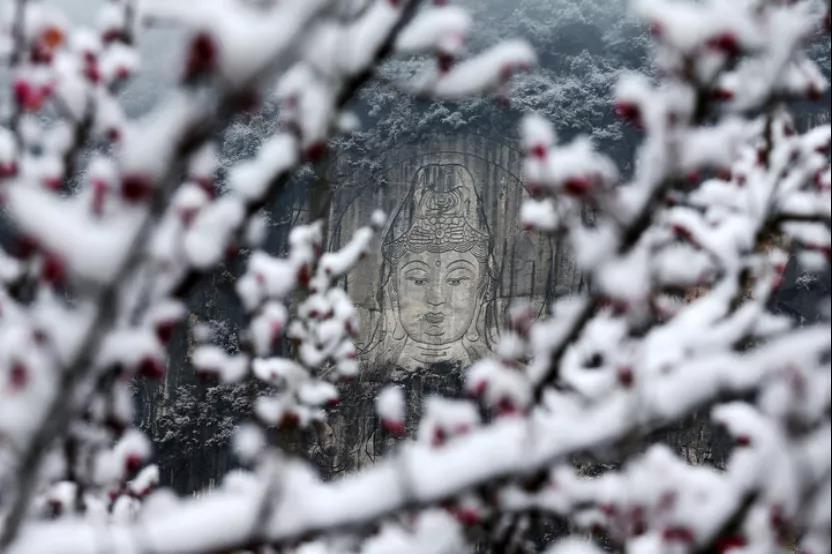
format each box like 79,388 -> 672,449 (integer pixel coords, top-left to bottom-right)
316,135 -> 584,473
135,135 -> 588,488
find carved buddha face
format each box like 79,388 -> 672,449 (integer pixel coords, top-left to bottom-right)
395,250 -> 483,346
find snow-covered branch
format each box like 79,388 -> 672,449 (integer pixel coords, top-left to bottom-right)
1,0 -> 829,553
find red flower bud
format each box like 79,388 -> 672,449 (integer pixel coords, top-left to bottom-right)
468,379 -> 488,398
0,161 -> 18,178
437,51 -> 454,73
43,176 -> 62,190
496,396 -> 519,416
121,175 -> 154,202
279,410 -> 300,428
305,141 -> 328,162
155,320 -> 178,344
125,453 -> 143,474
185,32 -> 218,79
706,33 -> 740,56
618,366 -> 634,388
806,84 -> 822,101
8,362 -> 28,391
614,101 -> 641,126
383,419 -> 406,436
91,179 -> 109,215
137,356 -> 165,379
102,29 -> 127,44
529,144 -> 547,160
14,80 -> 47,111
432,426 -> 448,446
712,88 -> 734,101
715,535 -> 747,553
85,61 -> 101,83
42,252 -> 66,285
452,507 -> 480,526
563,176 -> 593,196
663,526 -> 696,543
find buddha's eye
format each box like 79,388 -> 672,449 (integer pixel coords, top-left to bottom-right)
446,276 -> 470,286
407,276 -> 427,286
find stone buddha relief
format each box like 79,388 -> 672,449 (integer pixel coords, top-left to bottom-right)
327,135 -> 583,380
318,136 -> 584,472
366,164 -> 497,370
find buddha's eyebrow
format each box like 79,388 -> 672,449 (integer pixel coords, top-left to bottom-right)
401,260 -> 430,271
446,259 -> 476,271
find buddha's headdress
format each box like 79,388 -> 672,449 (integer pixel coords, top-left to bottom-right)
383,164 -> 490,263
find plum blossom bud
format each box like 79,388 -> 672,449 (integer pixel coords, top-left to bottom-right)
377,386 -> 406,436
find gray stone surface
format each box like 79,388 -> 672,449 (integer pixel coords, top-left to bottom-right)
329,135 -> 583,374
318,135 -> 585,473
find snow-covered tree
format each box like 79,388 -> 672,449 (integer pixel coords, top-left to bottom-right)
0,0 -> 829,553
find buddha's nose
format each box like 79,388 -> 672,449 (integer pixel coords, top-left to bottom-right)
426,283 -> 444,306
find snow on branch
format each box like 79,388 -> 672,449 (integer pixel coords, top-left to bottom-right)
0,0 -> 830,553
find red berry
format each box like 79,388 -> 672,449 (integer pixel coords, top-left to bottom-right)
735,434 -> 752,447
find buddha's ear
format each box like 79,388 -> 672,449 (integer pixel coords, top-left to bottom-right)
383,275 -> 406,342
466,299 -> 483,343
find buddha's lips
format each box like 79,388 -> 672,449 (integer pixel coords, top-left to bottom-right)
423,312 -> 445,324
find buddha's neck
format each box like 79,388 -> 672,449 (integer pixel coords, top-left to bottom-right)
407,340 -> 468,366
